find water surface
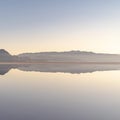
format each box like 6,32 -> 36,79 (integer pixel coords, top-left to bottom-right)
0,66 -> 120,120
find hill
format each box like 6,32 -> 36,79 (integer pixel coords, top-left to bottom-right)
0,49 -> 29,62
1,49 -> 120,63
18,50 -> 120,63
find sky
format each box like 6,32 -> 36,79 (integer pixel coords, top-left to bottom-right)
0,0 -> 120,55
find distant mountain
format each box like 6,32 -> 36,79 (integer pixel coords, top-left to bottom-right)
0,49 -> 14,62
0,49 -> 11,56
18,50 -> 120,63
1,49 -> 120,63
0,49 -> 29,62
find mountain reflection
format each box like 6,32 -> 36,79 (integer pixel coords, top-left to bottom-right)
0,64 -> 29,75
1,63 -> 120,75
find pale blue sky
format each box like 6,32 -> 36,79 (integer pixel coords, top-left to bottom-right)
0,0 -> 120,54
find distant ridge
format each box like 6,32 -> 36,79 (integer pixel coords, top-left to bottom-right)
18,50 -> 120,63
1,49 -> 120,63
0,49 -> 11,56
0,49 -> 24,62
18,50 -> 120,56
18,50 -> 97,56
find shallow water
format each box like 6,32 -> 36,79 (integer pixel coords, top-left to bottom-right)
0,68 -> 120,120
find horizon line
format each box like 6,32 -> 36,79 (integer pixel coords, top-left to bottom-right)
1,49 -> 120,56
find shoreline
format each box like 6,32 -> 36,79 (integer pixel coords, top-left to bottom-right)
1,62 -> 120,65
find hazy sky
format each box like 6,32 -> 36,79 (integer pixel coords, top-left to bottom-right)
0,0 -> 120,54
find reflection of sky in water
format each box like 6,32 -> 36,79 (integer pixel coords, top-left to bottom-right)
0,70 -> 120,120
